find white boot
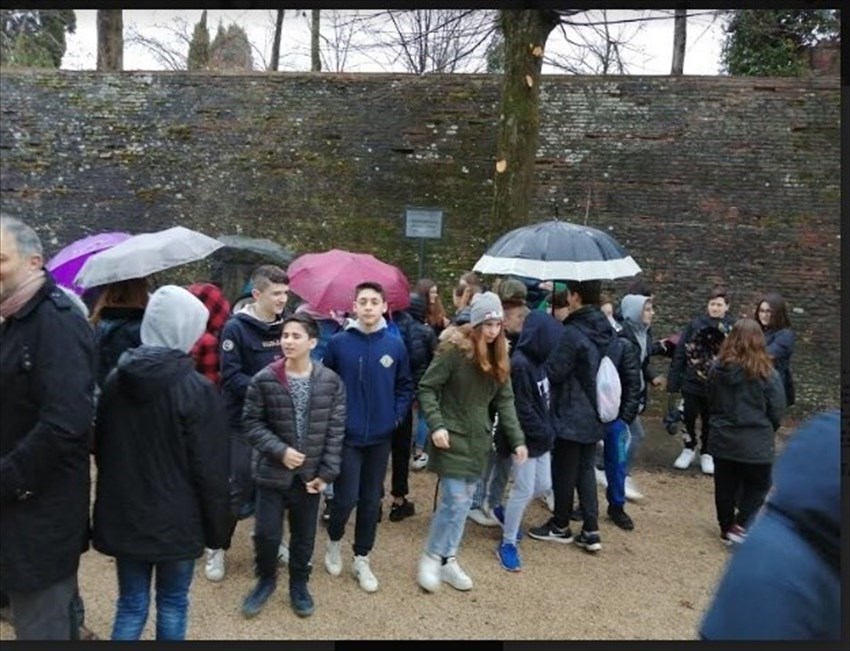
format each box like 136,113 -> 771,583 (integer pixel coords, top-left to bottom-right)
624,476 -> 645,502
352,555 -> 379,593
700,453 -> 715,475
324,540 -> 342,576
440,557 -> 473,591
417,552 -> 442,593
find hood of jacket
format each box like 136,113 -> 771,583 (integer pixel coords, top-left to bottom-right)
115,345 -> 196,402
140,285 -> 208,353
566,305 -> 615,351
620,294 -> 649,331
768,410 -> 840,568
344,316 -> 388,335
516,310 -> 563,364
187,282 -> 230,337
710,362 -> 746,385
406,293 -> 427,323
234,303 -> 285,334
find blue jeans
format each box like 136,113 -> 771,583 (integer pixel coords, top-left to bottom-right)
471,449 -> 511,512
111,558 -> 195,641
425,477 -> 477,558
603,419 -> 629,508
626,415 -> 645,471
414,407 -> 429,451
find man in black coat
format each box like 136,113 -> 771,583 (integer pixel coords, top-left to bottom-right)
0,215 -> 95,640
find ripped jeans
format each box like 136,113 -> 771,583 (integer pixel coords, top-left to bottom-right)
424,477 -> 477,559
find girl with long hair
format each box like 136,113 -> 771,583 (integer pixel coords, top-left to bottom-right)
415,292 -> 528,593
707,318 -> 785,546
414,278 -> 449,336
754,292 -> 795,406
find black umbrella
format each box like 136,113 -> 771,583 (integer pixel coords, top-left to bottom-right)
472,219 -> 641,281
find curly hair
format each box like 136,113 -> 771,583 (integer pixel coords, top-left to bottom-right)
716,317 -> 773,380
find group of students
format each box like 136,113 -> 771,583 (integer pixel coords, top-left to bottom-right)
1,212 -> 806,640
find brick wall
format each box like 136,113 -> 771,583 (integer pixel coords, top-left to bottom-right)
0,71 -> 840,413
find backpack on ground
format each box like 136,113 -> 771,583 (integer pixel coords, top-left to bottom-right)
595,339 -> 622,423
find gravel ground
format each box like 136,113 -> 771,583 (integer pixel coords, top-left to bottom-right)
2,420 -> 778,641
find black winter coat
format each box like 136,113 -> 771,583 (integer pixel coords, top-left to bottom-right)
93,306 -> 144,388
668,313 -> 734,396
242,360 -> 346,489
545,306 -> 641,444
618,321 -> 658,413
92,346 -> 232,561
1,275 -> 95,593
764,327 -> 795,405
707,363 -> 785,464
394,309 -> 438,387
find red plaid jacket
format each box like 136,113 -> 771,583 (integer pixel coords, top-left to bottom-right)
187,283 -> 231,386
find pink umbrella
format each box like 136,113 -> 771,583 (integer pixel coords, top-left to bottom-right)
45,232 -> 132,294
288,249 -> 410,314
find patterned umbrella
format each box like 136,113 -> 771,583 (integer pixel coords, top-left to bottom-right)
45,232 -> 132,294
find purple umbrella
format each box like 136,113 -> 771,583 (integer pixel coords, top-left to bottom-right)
45,232 -> 132,294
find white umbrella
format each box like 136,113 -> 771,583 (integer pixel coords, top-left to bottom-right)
74,226 -> 225,288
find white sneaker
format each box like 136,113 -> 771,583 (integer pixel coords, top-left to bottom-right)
352,555 -> 378,593
417,552 -> 442,593
410,452 -> 429,470
204,548 -> 225,582
673,448 -> 696,470
440,557 -> 473,591
700,453 -> 715,475
324,540 -> 342,576
540,490 -> 555,512
624,477 -> 645,502
277,542 -> 289,566
467,507 -> 500,527
594,467 -> 608,487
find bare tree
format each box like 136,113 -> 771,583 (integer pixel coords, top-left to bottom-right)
125,17 -> 194,70
671,9 -> 687,74
96,9 -> 123,71
269,9 -> 283,71
310,9 -> 321,71
546,9 -> 648,74
316,10 -> 359,72
362,9 -> 498,74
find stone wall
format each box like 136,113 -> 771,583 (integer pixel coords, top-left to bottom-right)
0,71 -> 840,413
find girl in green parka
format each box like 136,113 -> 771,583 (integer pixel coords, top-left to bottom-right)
416,291 -> 528,593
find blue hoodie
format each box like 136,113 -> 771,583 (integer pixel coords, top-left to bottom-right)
700,410 -> 840,640
323,318 -> 414,447
508,311 -> 563,457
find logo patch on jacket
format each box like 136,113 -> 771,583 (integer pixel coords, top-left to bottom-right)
380,354 -> 394,368
222,339 -> 234,352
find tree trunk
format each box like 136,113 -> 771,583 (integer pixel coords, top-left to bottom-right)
311,9 -> 322,72
491,10 -> 561,239
671,9 -> 687,75
269,9 -> 284,71
96,10 -> 123,72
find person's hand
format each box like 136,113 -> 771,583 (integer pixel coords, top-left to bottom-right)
652,376 -> 667,390
282,448 -> 306,469
512,445 -> 529,464
305,478 -> 326,494
431,428 -> 450,449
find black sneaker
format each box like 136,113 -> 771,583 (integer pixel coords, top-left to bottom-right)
389,498 -> 415,522
570,507 -> 583,522
575,530 -> 602,552
241,577 -> 277,619
607,506 -> 635,531
289,581 -> 315,618
528,519 -> 574,543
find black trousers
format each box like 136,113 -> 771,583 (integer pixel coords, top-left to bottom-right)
682,391 -> 711,453
253,479 -> 320,584
713,457 -> 772,534
550,439 -> 599,532
390,409 -> 414,498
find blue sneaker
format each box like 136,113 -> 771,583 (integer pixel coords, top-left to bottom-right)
492,505 -> 524,540
497,542 -> 522,572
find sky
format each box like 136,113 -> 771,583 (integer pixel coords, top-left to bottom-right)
62,9 -> 727,75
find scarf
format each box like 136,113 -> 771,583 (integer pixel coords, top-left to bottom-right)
0,270 -> 46,322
